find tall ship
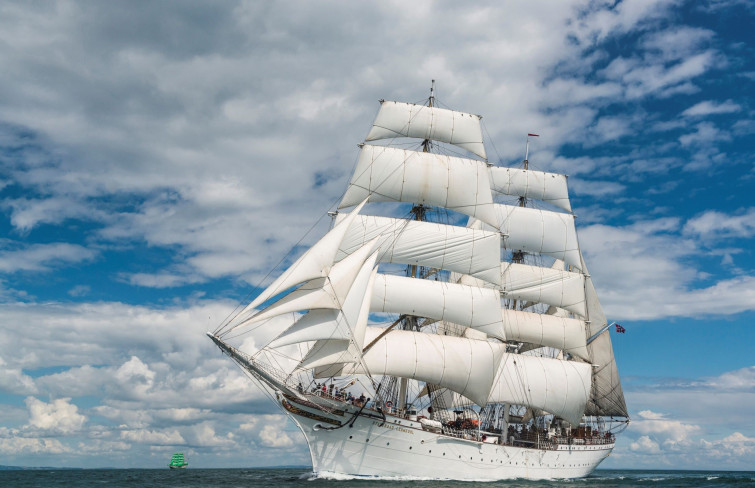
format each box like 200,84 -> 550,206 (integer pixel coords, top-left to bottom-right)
208,83 -> 629,480
168,452 -> 188,469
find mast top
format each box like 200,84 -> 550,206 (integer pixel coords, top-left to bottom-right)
429,79 -> 435,108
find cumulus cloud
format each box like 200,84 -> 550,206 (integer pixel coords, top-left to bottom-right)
25,397 -> 86,434
259,423 -> 294,448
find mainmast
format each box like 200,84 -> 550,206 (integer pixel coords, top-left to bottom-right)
510,133 -> 538,304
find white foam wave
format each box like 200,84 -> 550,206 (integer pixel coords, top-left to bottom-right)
310,470 -> 518,482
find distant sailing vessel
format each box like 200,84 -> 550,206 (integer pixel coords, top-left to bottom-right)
208,82 -> 629,480
168,452 -> 188,469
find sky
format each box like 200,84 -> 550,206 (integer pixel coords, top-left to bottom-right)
0,0 -> 754,471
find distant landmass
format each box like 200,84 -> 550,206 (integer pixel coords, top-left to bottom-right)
0,465 -> 83,470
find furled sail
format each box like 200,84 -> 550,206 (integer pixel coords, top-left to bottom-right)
501,262 -> 586,317
339,145 -> 498,228
336,213 -> 501,286
489,166 -> 572,212
493,204 -> 581,270
365,100 -> 487,159
342,327 -> 505,406
369,274 -> 502,329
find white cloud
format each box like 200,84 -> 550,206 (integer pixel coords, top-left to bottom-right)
0,436 -> 70,455
582,223 -> 755,319
0,242 -> 96,273
684,207 -> 755,239
678,121 -> 731,147
0,357 -> 37,395
25,397 -> 86,434
682,99 -> 742,117
259,423 -> 294,448
632,410 -> 701,441
629,435 -> 661,453
120,428 -> 184,445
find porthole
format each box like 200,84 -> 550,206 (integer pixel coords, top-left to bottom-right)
366,439 -> 369,442
349,436 -> 352,439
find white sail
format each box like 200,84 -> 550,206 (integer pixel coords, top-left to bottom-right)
343,327 -> 505,406
501,262 -> 586,317
584,331 -> 628,417
269,254 -> 378,348
486,355 -> 591,426
370,274 -> 502,329
297,268 -> 379,370
339,145 -> 498,228
493,204 -> 581,270
365,100 -> 487,159
489,167 -> 572,212
470,309 -> 588,360
235,199 -> 368,319
580,256 -> 628,417
336,213 -> 501,286
236,239 -> 378,328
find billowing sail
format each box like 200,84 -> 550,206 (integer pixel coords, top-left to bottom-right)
581,256 -> 628,417
472,309 -> 589,361
493,204 -> 581,269
234,199 -> 368,321
584,332 -> 628,417
485,355 -> 592,426
297,268 -> 379,370
269,256 -> 378,348
339,145 -> 498,227
501,262 -> 586,317
336,213 -> 501,286
366,100 -> 487,159
370,274 -> 502,329
489,166 -> 572,212
343,327 -> 505,406
440,353 -> 591,426
235,239 -> 378,328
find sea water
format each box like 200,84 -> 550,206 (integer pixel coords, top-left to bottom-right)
1,468 -> 753,488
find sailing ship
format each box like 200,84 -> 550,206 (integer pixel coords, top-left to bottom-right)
168,452 -> 188,469
208,82 -> 629,480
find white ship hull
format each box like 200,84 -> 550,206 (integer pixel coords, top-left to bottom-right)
280,394 -> 613,480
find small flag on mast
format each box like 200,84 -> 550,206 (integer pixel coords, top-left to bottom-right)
528,133 -> 540,137
615,324 -> 626,333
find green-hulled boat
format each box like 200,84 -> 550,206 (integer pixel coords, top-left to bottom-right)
168,452 -> 188,469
